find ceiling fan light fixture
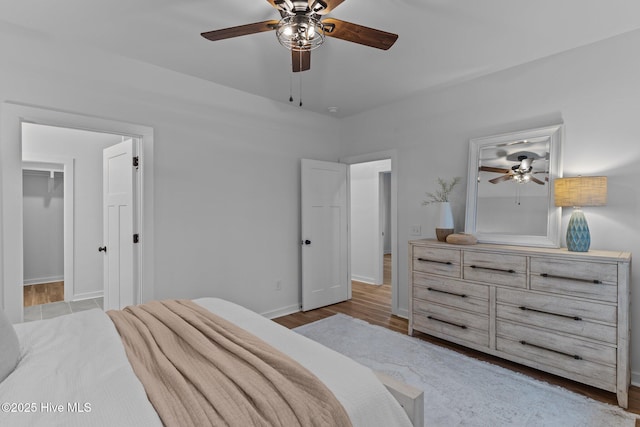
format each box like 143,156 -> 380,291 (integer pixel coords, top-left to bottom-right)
276,15 -> 325,51
513,173 -> 531,184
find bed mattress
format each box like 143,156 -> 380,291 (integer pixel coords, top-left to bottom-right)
0,298 -> 411,427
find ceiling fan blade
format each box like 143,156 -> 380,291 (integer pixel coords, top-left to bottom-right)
479,166 -> 511,174
530,176 -> 545,185
489,174 -> 512,184
292,50 -> 311,72
322,18 -> 398,50
313,0 -> 346,14
201,20 -> 279,42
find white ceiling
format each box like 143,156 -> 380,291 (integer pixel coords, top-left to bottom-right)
1,0 -> 640,117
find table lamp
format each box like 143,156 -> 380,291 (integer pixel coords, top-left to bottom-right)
554,176 -> 607,252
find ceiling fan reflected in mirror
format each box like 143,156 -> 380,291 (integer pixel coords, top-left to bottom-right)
200,0 -> 399,72
479,154 -> 548,185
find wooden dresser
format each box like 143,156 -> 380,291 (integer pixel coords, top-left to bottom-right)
408,239 -> 632,407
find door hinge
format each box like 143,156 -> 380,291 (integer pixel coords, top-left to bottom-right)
133,234 -> 140,244
133,156 -> 139,168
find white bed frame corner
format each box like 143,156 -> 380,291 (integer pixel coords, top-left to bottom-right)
375,372 -> 424,427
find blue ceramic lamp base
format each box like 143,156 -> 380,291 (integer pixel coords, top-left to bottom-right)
566,208 -> 590,252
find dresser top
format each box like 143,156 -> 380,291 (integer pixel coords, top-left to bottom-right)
409,239 -> 632,263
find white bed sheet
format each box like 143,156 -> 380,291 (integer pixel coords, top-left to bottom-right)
0,308 -> 162,427
0,298 -> 412,427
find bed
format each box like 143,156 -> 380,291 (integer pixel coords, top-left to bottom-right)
0,297 -> 420,427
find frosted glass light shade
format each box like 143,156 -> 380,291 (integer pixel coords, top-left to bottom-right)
276,15 -> 325,51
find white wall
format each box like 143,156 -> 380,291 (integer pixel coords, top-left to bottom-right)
339,29 -> 640,379
22,171 -> 64,285
22,124 -> 122,298
0,23 -> 342,317
350,159 -> 391,284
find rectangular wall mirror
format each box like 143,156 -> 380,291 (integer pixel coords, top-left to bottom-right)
465,124 -> 563,247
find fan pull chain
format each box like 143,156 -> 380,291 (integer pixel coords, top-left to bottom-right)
289,51 -> 294,103
289,73 -> 293,103
298,51 -> 303,107
287,52 -> 303,107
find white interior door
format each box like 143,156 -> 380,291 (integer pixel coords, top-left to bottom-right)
301,159 -> 349,311
102,139 -> 134,310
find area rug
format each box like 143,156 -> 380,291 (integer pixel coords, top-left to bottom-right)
294,313 -> 637,427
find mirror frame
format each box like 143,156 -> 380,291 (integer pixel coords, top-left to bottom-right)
464,124 -> 563,248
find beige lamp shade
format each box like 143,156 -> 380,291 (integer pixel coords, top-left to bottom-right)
554,176 -> 607,207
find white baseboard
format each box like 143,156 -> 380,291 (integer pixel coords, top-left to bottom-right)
351,274 -> 377,284
72,290 -> 103,301
261,303 -> 301,320
631,370 -> 640,387
23,275 -> 64,286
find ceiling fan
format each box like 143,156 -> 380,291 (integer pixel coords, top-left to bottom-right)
479,154 -> 548,185
201,0 -> 399,72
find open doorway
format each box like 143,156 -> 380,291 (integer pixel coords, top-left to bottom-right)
22,153 -> 75,321
341,150 -> 400,317
22,168 -> 64,308
350,159 -> 392,286
20,123 -> 131,321
0,102 -> 155,323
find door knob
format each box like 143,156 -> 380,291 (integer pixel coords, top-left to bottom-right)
98,246 -> 107,253
302,240 -> 311,245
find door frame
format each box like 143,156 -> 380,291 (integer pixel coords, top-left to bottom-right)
0,102 -> 155,322
22,155 -> 75,302
340,150 -> 400,316
378,171 -> 392,285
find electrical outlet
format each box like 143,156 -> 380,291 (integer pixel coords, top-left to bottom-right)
275,280 -> 282,291
410,225 -> 422,236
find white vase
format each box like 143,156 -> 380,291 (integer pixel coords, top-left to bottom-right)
437,202 -> 454,228
436,202 -> 454,242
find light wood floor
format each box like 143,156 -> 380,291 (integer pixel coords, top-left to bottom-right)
23,281 -> 64,307
274,274 -> 640,421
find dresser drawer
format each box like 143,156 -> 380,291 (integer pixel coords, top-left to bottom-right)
413,273 -> 489,315
413,305 -> 489,348
462,251 -> 526,288
496,288 -> 616,344
496,321 -> 617,391
412,246 -> 461,277
530,258 -> 618,302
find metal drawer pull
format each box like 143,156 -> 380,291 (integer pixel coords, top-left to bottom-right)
417,258 -> 453,265
519,306 -> 582,321
520,340 -> 582,360
469,265 -> 516,274
427,287 -> 467,298
539,273 -> 602,284
427,315 -> 467,329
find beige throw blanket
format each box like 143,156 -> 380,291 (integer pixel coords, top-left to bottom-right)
108,300 -> 352,427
